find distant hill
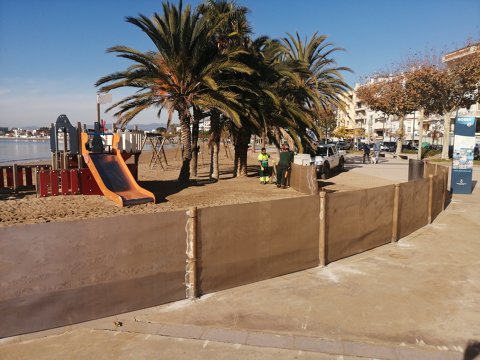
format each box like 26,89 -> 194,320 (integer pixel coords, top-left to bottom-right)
124,123 -> 168,131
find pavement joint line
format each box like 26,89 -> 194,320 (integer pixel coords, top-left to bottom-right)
91,320 -> 463,360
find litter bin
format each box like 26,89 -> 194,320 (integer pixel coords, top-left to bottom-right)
408,159 -> 424,181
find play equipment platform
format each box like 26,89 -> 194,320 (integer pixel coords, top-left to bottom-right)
81,132 -> 154,206
34,114 -> 155,207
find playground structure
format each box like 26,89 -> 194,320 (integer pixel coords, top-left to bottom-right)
34,114 -> 155,206
0,164 -> 51,193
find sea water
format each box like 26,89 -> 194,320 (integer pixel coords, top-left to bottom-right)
0,138 -> 165,165
0,139 -> 51,164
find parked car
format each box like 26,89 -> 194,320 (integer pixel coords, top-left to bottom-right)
311,144 -> 346,179
381,141 -> 396,152
335,141 -> 352,150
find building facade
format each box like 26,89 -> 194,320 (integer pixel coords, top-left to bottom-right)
336,43 -> 479,145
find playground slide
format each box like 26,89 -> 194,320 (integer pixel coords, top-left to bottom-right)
81,133 -> 155,206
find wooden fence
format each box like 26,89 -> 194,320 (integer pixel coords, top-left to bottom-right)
0,164 -> 449,338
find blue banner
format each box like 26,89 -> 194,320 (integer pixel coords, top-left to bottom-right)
451,116 -> 476,194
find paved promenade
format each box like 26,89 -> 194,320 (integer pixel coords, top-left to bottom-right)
1,160 -> 479,359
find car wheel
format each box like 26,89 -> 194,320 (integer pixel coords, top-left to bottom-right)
339,157 -> 345,171
321,163 -> 330,180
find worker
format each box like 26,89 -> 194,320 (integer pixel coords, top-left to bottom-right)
258,147 -> 270,184
277,143 -> 294,188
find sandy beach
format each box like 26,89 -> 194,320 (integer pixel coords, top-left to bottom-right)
0,146 -> 304,227
0,145 -> 405,228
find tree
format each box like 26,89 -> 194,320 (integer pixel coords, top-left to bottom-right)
400,46 -> 480,159
404,63 -> 444,158
280,32 -> 352,148
357,75 -> 417,155
435,51 -> 480,159
332,126 -> 348,139
317,106 -> 337,141
96,1 -> 251,182
197,0 -> 253,180
37,127 -> 50,136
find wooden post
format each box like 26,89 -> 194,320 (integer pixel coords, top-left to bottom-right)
319,192 -> 327,266
428,174 -> 433,224
442,168 -> 447,210
77,122 -> 83,169
391,184 -> 400,242
161,137 -> 169,166
186,207 -> 198,299
12,163 -> 18,193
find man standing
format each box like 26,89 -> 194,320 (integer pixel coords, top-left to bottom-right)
258,147 -> 270,184
277,144 -> 294,189
362,143 -> 371,164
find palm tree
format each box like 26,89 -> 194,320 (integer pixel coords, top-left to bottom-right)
197,0 -> 253,180
280,32 -> 352,144
96,1 -> 251,182
241,37 -> 319,152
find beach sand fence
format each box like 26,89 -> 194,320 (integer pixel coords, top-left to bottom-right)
0,211 -> 186,338
289,163 -> 318,195
196,197 -> 319,294
0,164 -> 449,338
325,185 -> 395,263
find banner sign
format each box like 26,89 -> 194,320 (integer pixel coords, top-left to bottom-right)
451,116 -> 476,194
97,93 -> 112,104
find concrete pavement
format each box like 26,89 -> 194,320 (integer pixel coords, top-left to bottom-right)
1,159 -> 479,359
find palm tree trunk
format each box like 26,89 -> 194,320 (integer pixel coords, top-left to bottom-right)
209,110 -> 221,180
190,106 -> 202,177
178,106 -> 192,182
233,127 -> 251,177
441,111 -> 453,160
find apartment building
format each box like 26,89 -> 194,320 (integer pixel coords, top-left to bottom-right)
335,90 -> 355,129
336,43 -> 479,145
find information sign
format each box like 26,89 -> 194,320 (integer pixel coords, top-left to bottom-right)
451,116 -> 476,194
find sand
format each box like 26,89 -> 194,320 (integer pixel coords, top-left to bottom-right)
0,146 -> 303,227
0,146 -> 401,228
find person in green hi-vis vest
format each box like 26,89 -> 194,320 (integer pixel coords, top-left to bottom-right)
258,147 -> 270,184
277,143 -> 294,188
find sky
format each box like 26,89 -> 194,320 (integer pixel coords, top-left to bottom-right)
0,0 -> 479,128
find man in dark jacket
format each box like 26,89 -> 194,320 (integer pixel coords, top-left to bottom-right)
362,143 -> 371,164
277,144 -> 294,188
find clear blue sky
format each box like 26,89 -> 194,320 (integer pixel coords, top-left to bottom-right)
0,0 -> 479,128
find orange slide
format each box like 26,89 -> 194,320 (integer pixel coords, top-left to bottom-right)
81,133 -> 155,206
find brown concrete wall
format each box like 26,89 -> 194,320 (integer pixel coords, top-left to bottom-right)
432,174 -> 444,221
397,179 -> 429,239
197,196 -> 319,294
0,211 -> 187,337
290,164 -> 318,195
325,185 -> 394,263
